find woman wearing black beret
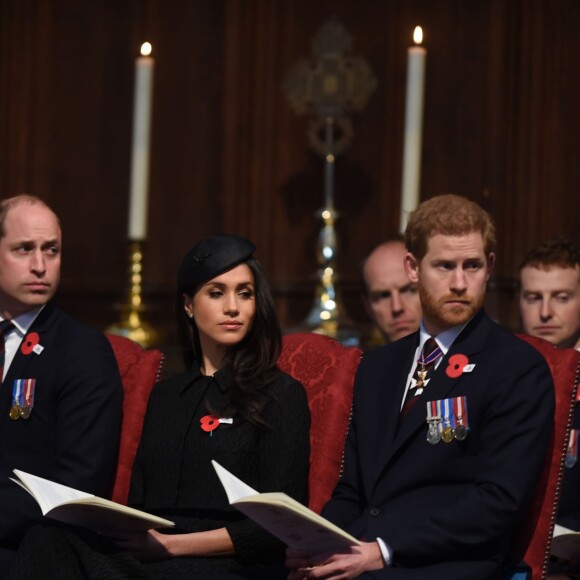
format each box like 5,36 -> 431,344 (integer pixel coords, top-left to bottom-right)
8,235 -> 311,580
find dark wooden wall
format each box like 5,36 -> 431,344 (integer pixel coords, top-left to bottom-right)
1,0 -> 579,361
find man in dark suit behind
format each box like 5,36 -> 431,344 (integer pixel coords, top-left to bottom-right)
287,194 -> 554,580
0,195 -> 123,570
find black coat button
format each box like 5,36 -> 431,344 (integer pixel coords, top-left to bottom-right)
369,508 -> 380,516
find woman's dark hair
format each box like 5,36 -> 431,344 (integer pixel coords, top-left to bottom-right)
176,257 -> 281,428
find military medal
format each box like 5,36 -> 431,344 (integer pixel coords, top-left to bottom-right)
453,396 -> 469,441
9,380 -> 23,420
415,342 -> 443,391
20,379 -> 36,420
426,396 -> 470,445
20,405 -> 32,420
9,404 -> 21,420
439,399 -> 453,442
426,400 -> 442,445
566,429 -> 578,469
442,423 -> 454,443
416,366 -> 427,388
10,379 -> 36,421
427,418 -> 442,445
454,418 -> 468,441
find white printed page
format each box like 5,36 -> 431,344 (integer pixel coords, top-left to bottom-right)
211,460 -> 258,503
11,470 -> 93,515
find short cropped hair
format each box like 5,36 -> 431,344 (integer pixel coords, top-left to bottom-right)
359,234 -> 406,290
519,237 -> 580,272
0,195 -> 57,238
405,194 -> 496,261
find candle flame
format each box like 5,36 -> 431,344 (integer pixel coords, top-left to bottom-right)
413,26 -> 423,45
140,42 -> 152,56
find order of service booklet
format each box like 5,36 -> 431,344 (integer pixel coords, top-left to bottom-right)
212,460 -> 360,552
552,523 -> 580,562
11,469 -> 174,534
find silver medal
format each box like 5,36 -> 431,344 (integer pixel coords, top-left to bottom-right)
426,417 -> 442,445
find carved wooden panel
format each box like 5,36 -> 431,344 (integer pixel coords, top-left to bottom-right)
1,0 -> 578,358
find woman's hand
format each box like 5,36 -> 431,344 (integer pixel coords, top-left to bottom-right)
111,527 -> 235,560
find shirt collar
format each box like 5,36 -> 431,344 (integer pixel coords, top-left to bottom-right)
180,361 -> 234,394
418,320 -> 468,356
1,306 -> 45,336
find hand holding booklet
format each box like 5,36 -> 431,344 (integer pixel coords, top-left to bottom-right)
212,460 -> 360,552
11,469 -> 174,534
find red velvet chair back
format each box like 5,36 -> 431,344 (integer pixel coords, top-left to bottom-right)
278,332 -> 362,513
510,335 -> 580,579
106,334 -> 164,505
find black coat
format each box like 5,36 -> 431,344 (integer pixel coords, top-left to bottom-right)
128,364 -> 311,565
556,403 -> 580,530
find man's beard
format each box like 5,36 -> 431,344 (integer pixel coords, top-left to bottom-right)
419,284 -> 485,332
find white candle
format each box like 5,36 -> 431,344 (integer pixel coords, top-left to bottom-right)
128,42 -> 154,240
400,26 -> 426,233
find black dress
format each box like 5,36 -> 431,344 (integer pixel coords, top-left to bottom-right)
6,364 -> 311,580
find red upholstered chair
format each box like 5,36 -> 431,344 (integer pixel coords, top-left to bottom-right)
509,335 -> 580,580
105,334 -> 164,505
278,332 -> 362,514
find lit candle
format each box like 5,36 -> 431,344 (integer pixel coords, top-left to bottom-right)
128,42 -> 154,240
400,26 -> 426,233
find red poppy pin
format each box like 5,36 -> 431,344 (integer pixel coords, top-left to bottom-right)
200,415 -> 234,433
446,354 -> 470,378
21,332 -> 42,356
200,415 -> 220,432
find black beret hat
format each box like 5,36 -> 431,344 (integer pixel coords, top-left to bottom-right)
178,234 -> 256,292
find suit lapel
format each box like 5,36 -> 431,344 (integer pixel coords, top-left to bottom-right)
371,335 -> 418,490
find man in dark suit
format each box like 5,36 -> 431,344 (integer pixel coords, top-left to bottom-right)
287,194 -> 554,580
360,237 -> 422,346
0,195 -> 123,569
519,238 -> 580,579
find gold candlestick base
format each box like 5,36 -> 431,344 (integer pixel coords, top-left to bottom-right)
106,240 -> 159,348
303,209 -> 360,346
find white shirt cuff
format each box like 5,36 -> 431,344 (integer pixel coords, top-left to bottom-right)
376,537 -> 392,567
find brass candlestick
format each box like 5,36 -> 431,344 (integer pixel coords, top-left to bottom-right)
284,18 -> 376,344
106,240 -> 159,348
304,207 -> 343,336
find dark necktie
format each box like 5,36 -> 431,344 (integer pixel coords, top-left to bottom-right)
0,320 -> 14,383
400,337 -> 441,417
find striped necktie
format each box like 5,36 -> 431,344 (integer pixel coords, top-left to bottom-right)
0,320 -> 14,382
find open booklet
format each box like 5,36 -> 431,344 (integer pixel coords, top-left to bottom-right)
11,469 -> 174,534
212,460 -> 360,552
552,523 -> 580,562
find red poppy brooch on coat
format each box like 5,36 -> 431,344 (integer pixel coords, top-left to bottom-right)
20,332 -> 43,356
200,414 -> 233,433
445,354 -> 473,378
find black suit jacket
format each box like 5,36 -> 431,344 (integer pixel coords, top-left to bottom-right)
0,302 -> 123,546
556,404 -> 580,530
322,310 -> 554,580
